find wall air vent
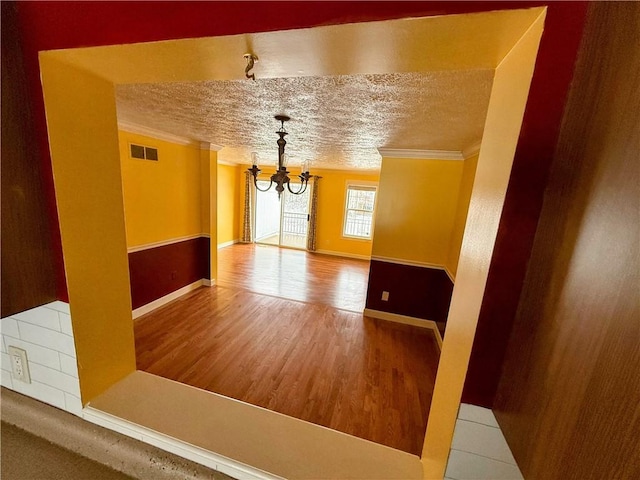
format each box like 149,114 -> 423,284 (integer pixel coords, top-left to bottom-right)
130,143 -> 158,161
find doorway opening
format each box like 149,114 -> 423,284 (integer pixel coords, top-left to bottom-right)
40,6 -> 548,476
254,180 -> 310,249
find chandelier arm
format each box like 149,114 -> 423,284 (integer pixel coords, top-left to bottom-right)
253,176 -> 274,192
286,180 -> 308,195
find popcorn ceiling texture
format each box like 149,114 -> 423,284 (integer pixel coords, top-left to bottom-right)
116,70 -> 493,170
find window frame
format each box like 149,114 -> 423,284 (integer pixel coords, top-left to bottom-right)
342,182 -> 378,240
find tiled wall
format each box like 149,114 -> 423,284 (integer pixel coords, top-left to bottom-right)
446,404 -> 523,480
0,301 -> 81,415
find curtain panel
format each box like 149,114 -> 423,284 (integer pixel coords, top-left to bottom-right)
241,171 -> 253,243
306,175 -> 321,252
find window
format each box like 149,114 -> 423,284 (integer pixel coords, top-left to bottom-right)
343,184 -> 377,239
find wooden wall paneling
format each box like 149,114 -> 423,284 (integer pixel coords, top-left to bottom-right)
462,2 -> 590,407
494,3 -> 640,478
1,2 -> 57,317
128,237 -> 210,309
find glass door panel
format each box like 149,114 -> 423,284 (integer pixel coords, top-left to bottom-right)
254,181 -> 280,246
281,184 -> 310,249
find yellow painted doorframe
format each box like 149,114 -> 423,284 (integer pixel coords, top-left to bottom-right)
39,8 -> 546,478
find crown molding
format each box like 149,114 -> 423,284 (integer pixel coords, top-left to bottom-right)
199,141 -> 224,152
377,148 -> 464,161
462,141 -> 482,159
217,158 -> 239,166
311,164 -> 381,174
118,121 -> 202,147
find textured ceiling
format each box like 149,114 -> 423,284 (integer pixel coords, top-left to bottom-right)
116,69 -> 493,170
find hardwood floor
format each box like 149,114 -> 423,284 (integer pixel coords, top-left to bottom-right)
135,245 -> 440,455
217,243 -> 370,312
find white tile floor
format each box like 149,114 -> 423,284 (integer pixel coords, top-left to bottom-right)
445,404 -> 523,480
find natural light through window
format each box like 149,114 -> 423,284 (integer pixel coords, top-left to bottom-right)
343,184 -> 377,239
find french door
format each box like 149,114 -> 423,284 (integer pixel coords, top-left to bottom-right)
254,181 -> 311,249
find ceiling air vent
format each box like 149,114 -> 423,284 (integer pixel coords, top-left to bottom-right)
130,143 -> 158,161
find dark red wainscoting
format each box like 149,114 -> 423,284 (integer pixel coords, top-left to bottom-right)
128,237 -> 210,310
365,260 -> 453,332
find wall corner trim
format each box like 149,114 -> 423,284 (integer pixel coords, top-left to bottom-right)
462,141 -> 482,159
132,279 -> 206,319
377,148 -> 464,161
444,266 -> 456,283
363,308 -> 442,348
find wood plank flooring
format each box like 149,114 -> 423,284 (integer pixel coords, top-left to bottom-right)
217,243 -> 370,312
135,245 -> 440,455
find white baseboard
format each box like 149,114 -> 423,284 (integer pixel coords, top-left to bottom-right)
202,279 -> 215,287
363,308 -> 443,348
82,407 -> 279,480
217,239 -> 240,249
132,279 -> 207,319
314,249 -> 371,261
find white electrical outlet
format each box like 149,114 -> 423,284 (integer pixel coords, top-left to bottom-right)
381,291 -> 390,301
8,346 -> 31,383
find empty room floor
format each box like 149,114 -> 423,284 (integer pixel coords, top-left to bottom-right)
217,243 -> 370,312
134,244 -> 440,455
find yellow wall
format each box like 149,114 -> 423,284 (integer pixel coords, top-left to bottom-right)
238,166 -> 380,258
201,149 -> 218,280
118,131 -> 203,247
200,154 -> 211,235
239,161 -> 472,264
372,157 -> 464,266
217,163 -> 241,246
446,154 -> 479,277
40,57 -> 136,404
315,168 -> 380,258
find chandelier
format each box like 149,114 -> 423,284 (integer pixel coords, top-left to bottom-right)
248,115 -> 311,198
